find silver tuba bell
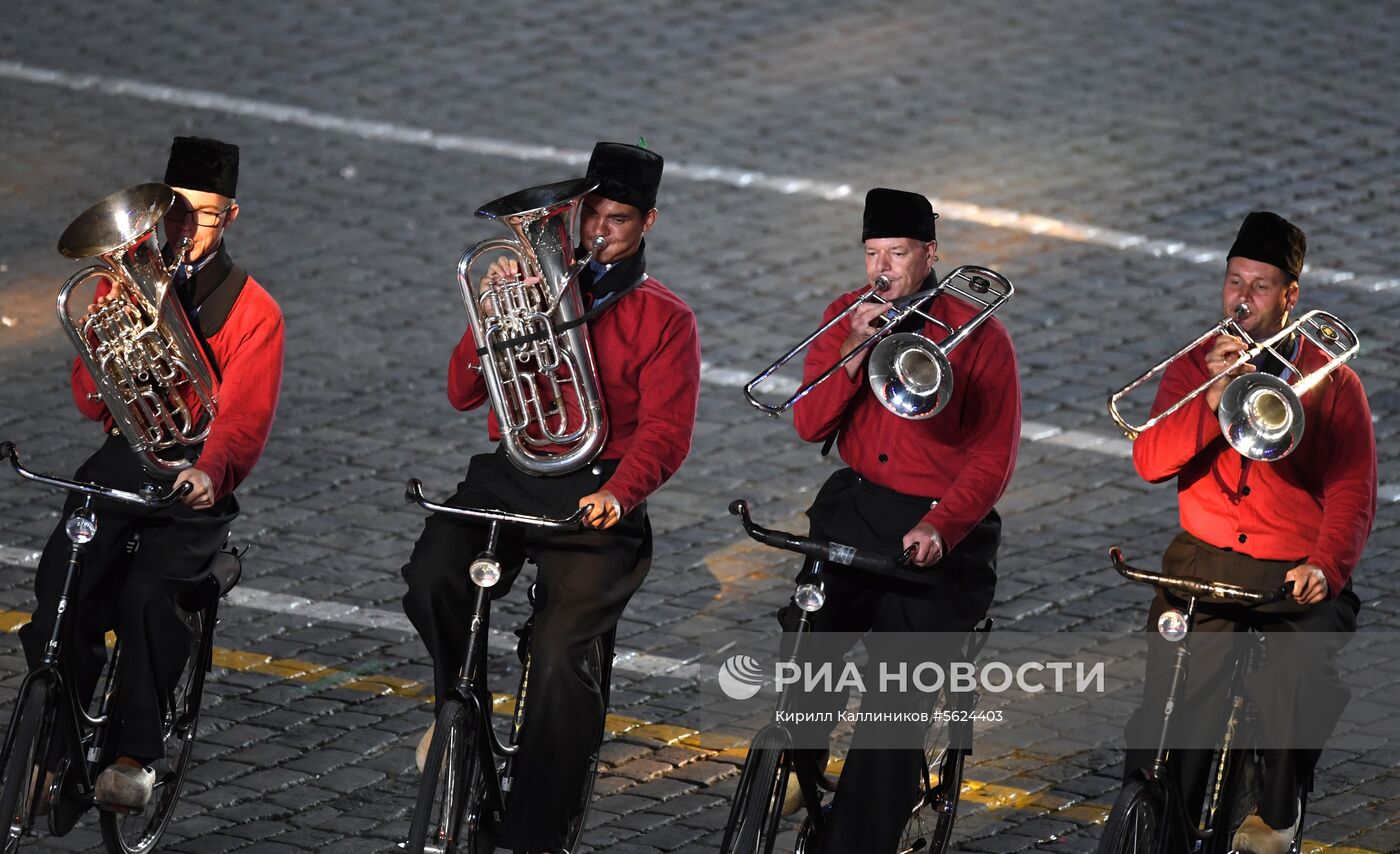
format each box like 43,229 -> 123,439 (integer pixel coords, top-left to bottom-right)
456,178 -> 609,475
56,183 -> 219,476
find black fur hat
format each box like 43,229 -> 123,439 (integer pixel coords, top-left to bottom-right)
164,136 -> 239,198
586,142 -> 663,212
862,188 -> 937,242
1227,211 -> 1306,281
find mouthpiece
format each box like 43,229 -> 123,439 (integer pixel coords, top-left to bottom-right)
873,276 -> 891,293
1232,302 -> 1251,320
590,236 -> 606,252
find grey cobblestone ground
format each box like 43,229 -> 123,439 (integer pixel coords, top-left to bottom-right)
1,1 -> 1397,851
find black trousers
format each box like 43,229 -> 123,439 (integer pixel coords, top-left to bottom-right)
1123,532 -> 1359,830
776,468 -> 999,854
400,449 -> 650,852
18,435 -> 236,762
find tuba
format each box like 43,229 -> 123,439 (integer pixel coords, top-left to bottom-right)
1107,304 -> 1361,461
56,183 -> 219,477
456,178 -> 609,475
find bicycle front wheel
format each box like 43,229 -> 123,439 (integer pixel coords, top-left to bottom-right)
100,607 -> 211,854
720,740 -> 789,854
1097,780 -> 1165,854
1,684 -> 52,854
407,698 -> 484,854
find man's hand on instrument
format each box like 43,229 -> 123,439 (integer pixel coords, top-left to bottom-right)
579,490 -> 622,529
483,257 -> 520,283
1286,564 -> 1329,605
480,258 -> 538,316
839,301 -> 894,377
80,292 -> 115,327
173,467 -> 215,510
1204,333 -> 1255,411
902,522 -> 945,567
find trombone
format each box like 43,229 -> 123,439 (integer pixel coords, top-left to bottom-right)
1107,305 -> 1360,461
744,266 -> 1014,420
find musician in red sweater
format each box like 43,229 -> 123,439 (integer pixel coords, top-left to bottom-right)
784,188 -> 1020,854
18,136 -> 284,811
1122,212 -> 1375,854
401,142 -> 701,854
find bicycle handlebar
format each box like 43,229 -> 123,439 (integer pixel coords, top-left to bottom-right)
1109,547 -> 1293,605
405,478 -> 588,529
729,499 -> 937,586
1,441 -> 192,509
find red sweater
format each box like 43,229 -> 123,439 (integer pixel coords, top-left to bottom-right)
448,276 -> 700,513
1132,338 -> 1376,596
792,286 -> 1021,550
72,277 -> 285,502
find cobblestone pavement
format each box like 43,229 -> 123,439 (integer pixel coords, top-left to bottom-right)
1,2 -> 1398,852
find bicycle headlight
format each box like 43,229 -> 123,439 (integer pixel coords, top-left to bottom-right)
469,557 -> 502,588
794,581 -> 826,612
65,511 -> 97,544
1156,609 -> 1188,642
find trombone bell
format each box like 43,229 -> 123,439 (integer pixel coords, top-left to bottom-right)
1217,373 -> 1304,462
868,333 -> 953,419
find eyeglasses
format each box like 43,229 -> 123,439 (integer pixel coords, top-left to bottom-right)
164,203 -> 232,229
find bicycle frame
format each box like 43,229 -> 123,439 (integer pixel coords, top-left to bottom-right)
1108,547 -> 1293,851
724,499 -> 989,853
403,479 -> 588,841
1,442 -> 191,841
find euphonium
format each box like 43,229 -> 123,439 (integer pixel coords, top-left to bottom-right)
55,183 -> 219,476
456,178 -> 609,475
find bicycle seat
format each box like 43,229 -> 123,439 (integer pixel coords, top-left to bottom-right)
177,549 -> 243,612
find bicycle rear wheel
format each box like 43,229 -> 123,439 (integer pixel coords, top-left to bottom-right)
720,732 -> 790,854
407,698 -> 486,854
100,606 -> 211,853
1,684 -> 52,854
1097,780 -> 1165,854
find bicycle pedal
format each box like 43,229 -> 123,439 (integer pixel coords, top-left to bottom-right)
96,801 -> 145,816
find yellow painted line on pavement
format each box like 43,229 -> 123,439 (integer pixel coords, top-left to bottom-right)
0,609 -> 652,737
1,611 -> 1387,853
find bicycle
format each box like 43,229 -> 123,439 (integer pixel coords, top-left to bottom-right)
402,480 -> 614,854
0,441 -> 242,854
720,499 -> 991,854
1097,547 -> 1305,854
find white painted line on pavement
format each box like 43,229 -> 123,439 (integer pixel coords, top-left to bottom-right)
225,586 -> 714,680
0,545 -> 41,569
1,59 -> 1394,292
0,546 -> 712,680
